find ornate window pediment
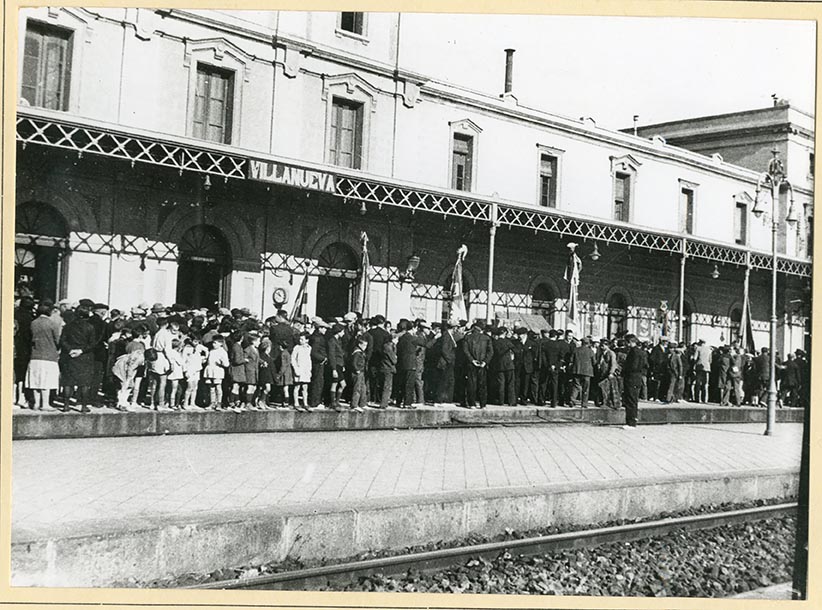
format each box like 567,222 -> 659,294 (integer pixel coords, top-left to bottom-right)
183,38 -> 253,82
321,73 -> 378,113
609,153 -> 641,176
449,118 -> 482,135
733,191 -> 754,205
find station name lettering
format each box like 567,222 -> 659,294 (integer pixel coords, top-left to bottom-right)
249,160 -> 337,193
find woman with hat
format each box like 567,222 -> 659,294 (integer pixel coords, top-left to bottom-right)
26,301 -> 62,410
58,303 -> 98,413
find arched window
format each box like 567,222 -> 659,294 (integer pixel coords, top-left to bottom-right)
607,292 -> 628,338
531,282 -> 556,324
15,201 -> 69,301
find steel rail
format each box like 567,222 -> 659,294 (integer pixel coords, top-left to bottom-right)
189,501 -> 797,591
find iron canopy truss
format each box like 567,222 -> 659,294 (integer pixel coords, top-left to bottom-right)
16,108 -> 811,278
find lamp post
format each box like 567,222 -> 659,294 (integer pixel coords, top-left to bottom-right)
752,148 -> 798,437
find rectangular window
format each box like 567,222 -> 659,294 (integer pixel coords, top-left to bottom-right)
452,134 -> 473,191
329,98 -> 364,169
734,202 -> 748,245
21,22 -> 73,111
539,154 -> 558,208
192,64 -> 234,144
613,172 -> 631,222
680,187 -> 695,234
340,12 -> 364,35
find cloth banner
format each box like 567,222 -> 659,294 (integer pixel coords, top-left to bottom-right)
355,231 -> 371,318
563,245 -> 582,330
448,244 -> 468,325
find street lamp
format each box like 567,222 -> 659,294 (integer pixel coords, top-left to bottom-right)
752,148 -> 797,437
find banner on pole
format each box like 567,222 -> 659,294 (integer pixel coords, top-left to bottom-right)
563,243 -> 581,331
448,244 -> 469,325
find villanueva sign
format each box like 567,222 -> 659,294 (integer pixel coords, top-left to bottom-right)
249,160 -> 337,194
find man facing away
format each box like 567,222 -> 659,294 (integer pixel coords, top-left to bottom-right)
463,320 -> 494,409
622,333 -> 648,429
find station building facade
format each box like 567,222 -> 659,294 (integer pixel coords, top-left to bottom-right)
14,8 -> 813,352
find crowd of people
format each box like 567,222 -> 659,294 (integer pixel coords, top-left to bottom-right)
13,296 -> 811,426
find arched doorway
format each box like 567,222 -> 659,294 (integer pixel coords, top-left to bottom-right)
176,225 -> 231,309
15,202 -> 69,301
316,242 -> 358,319
531,282 -> 556,325
607,293 -> 628,338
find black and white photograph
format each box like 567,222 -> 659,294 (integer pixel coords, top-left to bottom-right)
8,4 -> 816,603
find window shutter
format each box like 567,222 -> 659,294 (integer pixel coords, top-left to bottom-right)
21,29 -> 41,106
193,69 -> 207,140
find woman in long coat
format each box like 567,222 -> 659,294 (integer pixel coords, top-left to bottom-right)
59,304 -> 98,412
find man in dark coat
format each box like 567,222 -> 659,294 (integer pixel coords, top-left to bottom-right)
595,338 -> 619,408
367,315 -> 391,404
308,318 -> 329,408
621,334 -> 648,428
435,322 -> 458,405
666,344 -> 685,404
539,329 -> 562,408
463,320 -> 494,409
59,304 -> 98,412
396,319 -> 425,408
513,328 -> 539,405
491,327 -> 516,406
648,339 -> 668,402
780,352 -> 801,408
754,347 -> 771,407
569,337 -> 596,407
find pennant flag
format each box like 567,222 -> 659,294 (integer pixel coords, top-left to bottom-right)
355,231 -> 371,318
449,244 -> 469,325
289,262 -> 311,322
564,243 -> 582,330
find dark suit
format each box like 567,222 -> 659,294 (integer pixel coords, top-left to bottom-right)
397,333 -> 424,407
539,338 -> 562,407
492,337 -> 516,406
569,344 -> 596,407
514,337 -> 539,404
463,330 -> 493,408
622,345 -> 648,426
308,331 -> 328,407
435,330 -> 457,403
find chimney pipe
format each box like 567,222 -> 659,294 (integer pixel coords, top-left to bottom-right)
633,115 -> 639,136
504,48 -> 515,94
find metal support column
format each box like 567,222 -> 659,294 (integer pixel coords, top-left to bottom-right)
678,238 -> 687,341
766,199 -> 778,436
486,202 -> 499,324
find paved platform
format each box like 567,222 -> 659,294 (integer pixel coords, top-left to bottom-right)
10,400 -> 803,439
12,422 -> 801,587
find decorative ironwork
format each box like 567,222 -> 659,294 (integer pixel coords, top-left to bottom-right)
17,111 -> 245,179
336,178 -> 492,223
15,109 -> 812,278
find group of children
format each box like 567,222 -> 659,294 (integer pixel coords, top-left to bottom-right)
109,323 -> 314,411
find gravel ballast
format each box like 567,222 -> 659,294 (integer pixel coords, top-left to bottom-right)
330,515 -> 796,597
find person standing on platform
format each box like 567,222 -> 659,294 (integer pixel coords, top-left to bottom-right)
621,333 -> 647,429
413,320 -> 435,405
396,320 -> 423,408
378,332 -> 397,409
290,332 -> 312,411
367,315 -> 391,403
648,339 -> 668,402
435,321 -> 457,405
463,320 -> 493,409
26,301 -> 62,411
58,303 -> 98,413
558,330 -> 576,406
595,338 -> 619,408
492,326 -> 516,406
753,347 -> 770,407
539,330 -> 562,408
780,352 -> 801,408
327,324 -> 347,411
514,328 -> 539,405
693,339 -> 712,403
349,335 -> 369,412
308,318 -> 329,408
569,336 -> 596,407
665,343 -> 685,404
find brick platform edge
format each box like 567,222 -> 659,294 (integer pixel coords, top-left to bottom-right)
12,406 -> 804,440
12,468 -> 797,588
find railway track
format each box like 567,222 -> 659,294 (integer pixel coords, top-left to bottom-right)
189,501 -> 797,591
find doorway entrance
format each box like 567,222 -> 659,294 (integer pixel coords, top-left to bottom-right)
176,225 -> 231,309
315,242 -> 358,319
15,202 -> 68,301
